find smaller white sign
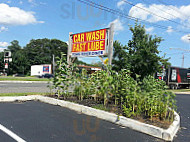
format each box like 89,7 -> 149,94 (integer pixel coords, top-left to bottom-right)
171,69 -> 177,81
5,63 -> 8,69
71,51 -> 104,57
9,58 -> 12,62
187,73 -> 190,80
4,58 -> 12,62
4,51 -> 11,57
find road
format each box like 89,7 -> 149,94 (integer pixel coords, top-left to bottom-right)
0,82 -> 50,93
174,93 -> 190,142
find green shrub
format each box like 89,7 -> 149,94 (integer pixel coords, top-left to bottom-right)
53,56 -> 176,121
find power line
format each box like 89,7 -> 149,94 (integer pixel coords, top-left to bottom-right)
77,0 -> 178,31
122,0 -> 190,29
77,0 -> 189,34
141,0 -> 178,19
166,52 -> 186,55
157,0 -> 190,20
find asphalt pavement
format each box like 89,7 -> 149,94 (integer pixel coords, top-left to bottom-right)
0,101 -> 163,142
0,82 -> 50,93
0,82 -> 189,141
0,131 -> 15,142
174,93 -> 190,142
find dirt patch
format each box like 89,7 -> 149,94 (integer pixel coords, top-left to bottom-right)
132,116 -> 172,129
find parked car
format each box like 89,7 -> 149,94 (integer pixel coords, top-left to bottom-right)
39,74 -> 54,79
13,73 -> 25,77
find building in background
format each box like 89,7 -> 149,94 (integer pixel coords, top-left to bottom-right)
77,65 -> 102,74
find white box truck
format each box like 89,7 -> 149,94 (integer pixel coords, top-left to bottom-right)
31,64 -> 52,76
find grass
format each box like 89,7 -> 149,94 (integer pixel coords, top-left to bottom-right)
169,89 -> 190,92
0,92 -> 47,97
0,76 -> 50,81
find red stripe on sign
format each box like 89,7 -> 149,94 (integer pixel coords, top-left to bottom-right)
177,68 -> 181,83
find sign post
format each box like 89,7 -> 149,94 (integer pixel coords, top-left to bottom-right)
67,32 -> 73,65
3,50 -> 12,75
108,23 -> 114,65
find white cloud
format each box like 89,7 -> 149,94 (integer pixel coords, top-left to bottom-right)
181,34 -> 190,43
0,3 -> 44,26
129,3 -> 190,27
108,18 -> 124,33
0,26 -> 8,32
19,1 -> 23,4
117,0 -> 126,9
0,42 -> 9,47
28,0 -> 46,6
129,3 -> 149,21
39,2 -> 47,5
28,0 -> 38,6
0,47 -> 6,52
145,27 -> 154,33
166,26 -> 173,33
28,0 -> 33,3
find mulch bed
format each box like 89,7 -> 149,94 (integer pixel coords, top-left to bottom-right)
47,94 -> 172,129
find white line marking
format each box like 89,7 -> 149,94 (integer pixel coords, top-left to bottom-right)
0,124 -> 26,142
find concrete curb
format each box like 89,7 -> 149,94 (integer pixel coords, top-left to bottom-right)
174,92 -> 190,95
0,95 -> 180,141
0,81 -> 49,83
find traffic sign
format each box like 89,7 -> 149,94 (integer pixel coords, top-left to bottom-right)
5,63 -> 8,69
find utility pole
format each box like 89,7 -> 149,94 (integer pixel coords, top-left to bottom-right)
108,23 -> 114,65
182,54 -> 184,68
169,48 -> 190,68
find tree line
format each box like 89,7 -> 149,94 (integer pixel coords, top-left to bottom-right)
0,39 -> 68,75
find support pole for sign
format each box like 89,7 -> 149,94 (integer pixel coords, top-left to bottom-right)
167,66 -> 171,86
52,54 -> 55,75
108,23 -> 114,65
67,32 -> 73,65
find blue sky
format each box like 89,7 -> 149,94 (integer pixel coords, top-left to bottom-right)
0,0 -> 190,67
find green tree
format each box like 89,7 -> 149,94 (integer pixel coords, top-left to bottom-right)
8,40 -> 21,53
112,22 -> 170,79
24,38 -> 68,74
0,52 -> 4,72
112,41 -> 129,71
7,40 -> 26,75
11,50 -> 28,74
1,38 -> 68,75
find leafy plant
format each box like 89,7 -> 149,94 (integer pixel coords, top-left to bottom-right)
53,54 -> 74,98
53,54 -> 176,122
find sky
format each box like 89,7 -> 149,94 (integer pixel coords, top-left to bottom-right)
0,0 -> 190,67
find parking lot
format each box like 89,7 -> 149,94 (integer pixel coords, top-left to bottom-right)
0,101 -> 164,142
0,91 -> 189,142
174,94 -> 190,142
